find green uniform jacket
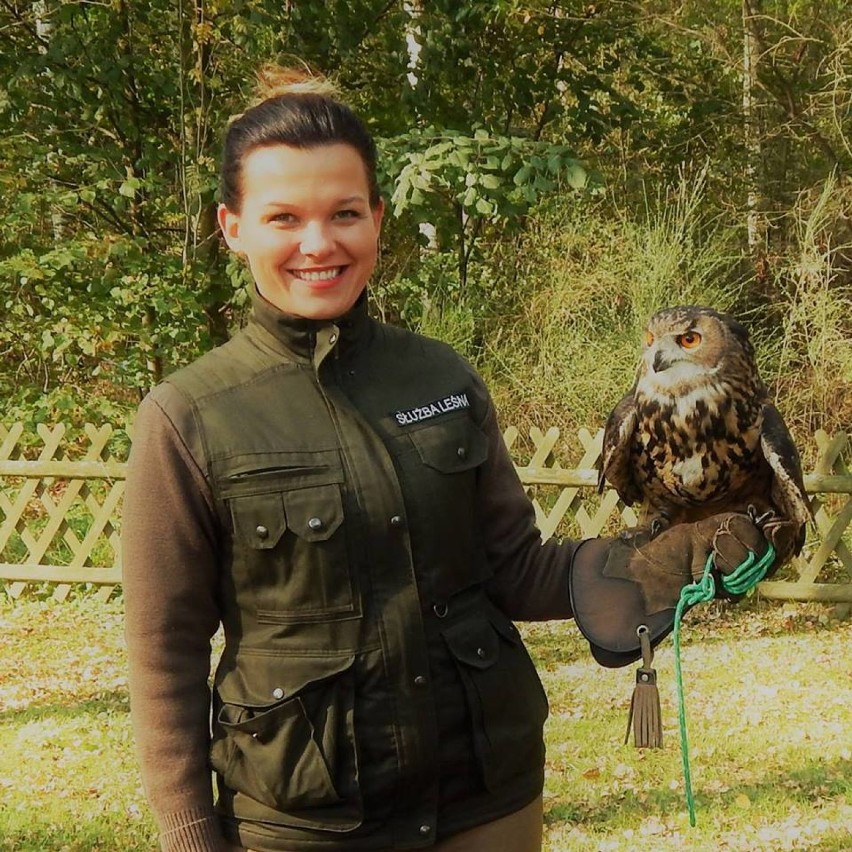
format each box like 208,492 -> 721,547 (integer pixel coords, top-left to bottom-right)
122,289 -> 578,851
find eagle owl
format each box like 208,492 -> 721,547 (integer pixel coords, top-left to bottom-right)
598,306 -> 812,567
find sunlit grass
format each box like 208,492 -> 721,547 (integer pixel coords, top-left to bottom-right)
1,595 -> 849,850
0,597 -> 155,851
474,176 -> 851,459
525,602 -> 852,851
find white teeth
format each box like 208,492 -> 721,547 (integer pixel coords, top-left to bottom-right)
292,268 -> 341,281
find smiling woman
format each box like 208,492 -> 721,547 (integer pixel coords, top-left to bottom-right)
121,64 -> 777,852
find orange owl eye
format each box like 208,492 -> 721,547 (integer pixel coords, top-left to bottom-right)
643,331 -> 655,347
678,331 -> 702,349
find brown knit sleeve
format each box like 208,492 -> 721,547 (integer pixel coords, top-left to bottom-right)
122,388 -> 228,851
476,393 -> 578,621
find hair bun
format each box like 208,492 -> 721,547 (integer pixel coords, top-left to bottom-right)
254,62 -> 339,102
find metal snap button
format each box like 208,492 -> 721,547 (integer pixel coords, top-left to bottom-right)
457,446 -> 467,459
413,675 -> 427,687
272,687 -> 284,700
419,824 -> 431,836
476,647 -> 487,659
308,517 -> 323,531
390,515 -> 403,527
432,602 -> 449,618
255,525 -> 269,539
329,333 -> 338,345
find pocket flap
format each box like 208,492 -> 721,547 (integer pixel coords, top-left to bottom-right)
230,492 -> 287,550
442,616 -> 500,670
216,653 -> 356,708
410,418 -> 488,473
283,484 -> 344,542
488,611 -> 521,645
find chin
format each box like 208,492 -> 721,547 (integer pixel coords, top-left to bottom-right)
293,294 -> 359,321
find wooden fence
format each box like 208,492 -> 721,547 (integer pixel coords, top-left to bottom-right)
1,422 -> 850,603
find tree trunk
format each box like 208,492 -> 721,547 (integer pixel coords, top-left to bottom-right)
404,0 -> 438,253
181,0 -> 230,347
33,1 -> 67,241
141,306 -> 164,386
742,0 -> 768,285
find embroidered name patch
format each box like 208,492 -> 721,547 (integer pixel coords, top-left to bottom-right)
394,392 -> 470,426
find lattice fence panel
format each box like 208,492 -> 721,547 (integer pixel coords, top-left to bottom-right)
759,430 -> 852,601
0,422 -> 129,601
0,423 -> 849,602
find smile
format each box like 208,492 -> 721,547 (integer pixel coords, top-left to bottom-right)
291,267 -> 343,281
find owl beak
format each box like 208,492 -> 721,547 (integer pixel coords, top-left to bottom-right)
652,351 -> 673,373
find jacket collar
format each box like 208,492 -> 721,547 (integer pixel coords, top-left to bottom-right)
247,284 -> 371,363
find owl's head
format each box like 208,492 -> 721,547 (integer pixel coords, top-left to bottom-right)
635,306 -> 759,396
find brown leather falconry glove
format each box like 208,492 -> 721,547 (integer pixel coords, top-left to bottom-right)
602,513 -> 770,614
569,512 -> 771,667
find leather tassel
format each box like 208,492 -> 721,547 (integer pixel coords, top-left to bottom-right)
624,625 -> 663,749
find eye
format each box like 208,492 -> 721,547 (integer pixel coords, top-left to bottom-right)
333,208 -> 363,221
643,331 -> 655,347
270,212 -> 297,225
678,331 -> 702,349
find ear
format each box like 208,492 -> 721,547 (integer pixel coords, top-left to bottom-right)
371,198 -> 385,234
217,203 -> 243,253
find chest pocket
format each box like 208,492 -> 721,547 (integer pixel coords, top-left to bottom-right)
409,415 -> 489,473
223,462 -> 356,623
402,415 -> 492,599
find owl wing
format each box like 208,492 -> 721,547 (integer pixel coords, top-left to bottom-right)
759,402 -> 813,557
759,403 -> 813,525
598,392 -> 644,505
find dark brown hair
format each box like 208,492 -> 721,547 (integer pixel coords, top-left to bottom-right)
220,66 -> 380,212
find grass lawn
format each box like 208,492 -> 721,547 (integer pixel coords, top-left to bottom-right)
0,593 -> 849,851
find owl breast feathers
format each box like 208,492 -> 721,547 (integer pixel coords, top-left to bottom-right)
598,306 -> 812,566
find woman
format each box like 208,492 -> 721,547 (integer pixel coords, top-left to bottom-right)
122,67 -> 768,852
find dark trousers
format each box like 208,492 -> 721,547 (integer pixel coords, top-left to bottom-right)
229,795 -> 544,852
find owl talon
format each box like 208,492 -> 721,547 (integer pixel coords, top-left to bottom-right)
649,515 -> 671,539
747,504 -> 775,528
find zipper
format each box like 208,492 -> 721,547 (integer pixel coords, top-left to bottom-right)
227,466 -> 325,481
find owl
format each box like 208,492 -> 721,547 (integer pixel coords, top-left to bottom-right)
598,306 -> 812,566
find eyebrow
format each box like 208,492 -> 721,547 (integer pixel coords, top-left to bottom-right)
262,195 -> 368,210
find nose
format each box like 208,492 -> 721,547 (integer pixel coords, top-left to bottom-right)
299,220 -> 333,257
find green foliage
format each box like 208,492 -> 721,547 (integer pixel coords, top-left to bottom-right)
764,175 -> 852,435
381,127 -> 594,223
0,1 -> 849,435
0,0 -> 239,418
472,171 -> 747,434
373,126 -> 599,324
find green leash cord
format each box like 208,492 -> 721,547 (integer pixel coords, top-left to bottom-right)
672,543 -> 776,826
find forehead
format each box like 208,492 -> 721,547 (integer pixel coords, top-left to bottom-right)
648,307 -> 722,332
239,143 -> 371,205
649,309 -> 696,331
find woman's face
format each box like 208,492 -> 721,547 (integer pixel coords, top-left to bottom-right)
218,143 -> 383,320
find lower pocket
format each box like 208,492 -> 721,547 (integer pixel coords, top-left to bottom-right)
443,613 -> 549,792
210,654 -> 361,828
